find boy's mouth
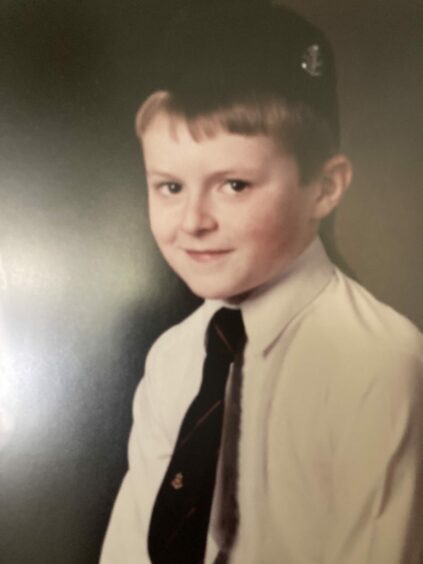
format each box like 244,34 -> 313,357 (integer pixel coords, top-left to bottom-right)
184,249 -> 232,262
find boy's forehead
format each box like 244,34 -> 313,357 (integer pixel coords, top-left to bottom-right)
141,111 -> 293,179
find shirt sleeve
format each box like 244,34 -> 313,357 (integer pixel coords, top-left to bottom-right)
100,336 -> 173,564
324,350 -> 423,564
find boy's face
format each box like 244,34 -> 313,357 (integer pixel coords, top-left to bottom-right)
142,112 -> 320,302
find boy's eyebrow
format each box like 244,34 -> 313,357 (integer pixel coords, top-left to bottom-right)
205,168 -> 260,180
146,169 -> 179,179
146,167 -> 262,180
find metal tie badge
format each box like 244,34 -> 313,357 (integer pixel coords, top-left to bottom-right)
171,472 -> 184,490
301,44 -> 324,77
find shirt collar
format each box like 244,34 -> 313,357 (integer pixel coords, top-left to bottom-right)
202,237 -> 334,355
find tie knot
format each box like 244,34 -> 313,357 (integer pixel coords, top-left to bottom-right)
206,308 -> 246,360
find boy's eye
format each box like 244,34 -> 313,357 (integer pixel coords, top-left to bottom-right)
157,182 -> 182,195
225,179 -> 250,193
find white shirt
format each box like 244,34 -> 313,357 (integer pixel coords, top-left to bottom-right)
101,238 -> 423,564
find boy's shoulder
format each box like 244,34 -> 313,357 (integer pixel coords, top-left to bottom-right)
317,268 -> 422,358
274,268 -> 422,438
289,267 -> 423,396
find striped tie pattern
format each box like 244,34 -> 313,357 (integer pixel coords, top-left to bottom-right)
148,308 -> 246,564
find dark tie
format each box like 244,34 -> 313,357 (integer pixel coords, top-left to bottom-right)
148,307 -> 246,564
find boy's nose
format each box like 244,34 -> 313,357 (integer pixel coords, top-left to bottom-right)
180,194 -> 217,235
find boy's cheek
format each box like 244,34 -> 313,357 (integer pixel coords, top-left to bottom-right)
150,226 -> 174,248
149,208 -> 176,239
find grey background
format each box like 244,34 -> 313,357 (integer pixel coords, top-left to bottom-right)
1,1 -> 421,562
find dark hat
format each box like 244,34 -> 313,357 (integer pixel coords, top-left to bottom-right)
150,0 -> 339,144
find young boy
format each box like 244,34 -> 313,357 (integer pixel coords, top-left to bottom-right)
101,2 -> 423,563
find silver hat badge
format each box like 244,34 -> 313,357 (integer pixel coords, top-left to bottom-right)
301,44 -> 324,77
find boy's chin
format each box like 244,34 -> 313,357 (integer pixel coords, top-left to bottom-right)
184,281 -> 251,304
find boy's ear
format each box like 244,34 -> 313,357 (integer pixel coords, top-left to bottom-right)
311,155 -> 353,219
